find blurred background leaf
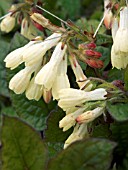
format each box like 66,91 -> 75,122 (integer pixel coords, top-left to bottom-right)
1,116 -> 48,170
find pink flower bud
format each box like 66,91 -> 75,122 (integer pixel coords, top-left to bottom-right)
93,51 -> 102,58
86,42 -> 96,49
85,50 -> 95,56
85,59 -> 104,68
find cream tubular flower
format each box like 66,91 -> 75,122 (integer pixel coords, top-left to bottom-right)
59,108 -> 85,132
113,7 -> 128,53
0,15 -> 15,33
21,18 -> 37,40
25,76 -> 43,101
30,13 -> 65,32
9,60 -> 41,94
111,46 -> 128,69
9,67 -> 33,94
69,55 -> 92,91
21,18 -> 29,38
64,123 -> 87,149
26,22 -> 37,40
4,41 -> 35,69
58,88 -> 107,110
52,55 -> 70,100
76,107 -> 104,124
35,42 -> 67,90
22,33 -> 62,66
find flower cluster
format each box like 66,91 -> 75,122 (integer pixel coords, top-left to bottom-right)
58,87 -> 107,148
5,30 -> 97,103
0,3 -> 38,40
5,33 -> 69,101
78,42 -> 103,68
3,1 -> 111,149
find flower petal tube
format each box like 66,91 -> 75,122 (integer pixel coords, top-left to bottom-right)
35,42 -> 67,90
58,88 -> 107,110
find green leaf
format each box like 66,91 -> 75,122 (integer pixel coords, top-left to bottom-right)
45,108 -> 72,143
1,106 -> 17,117
44,108 -> 73,158
11,93 -> 52,131
92,124 -> 111,138
76,18 -> 105,34
110,122 -> 128,169
0,34 -> 11,97
1,116 -> 48,170
59,0 -> 80,19
46,142 -> 64,159
96,34 -> 113,46
107,68 -> 124,82
47,138 -> 116,170
9,32 -> 29,51
96,46 -> 111,70
107,102 -> 128,121
0,0 -> 12,15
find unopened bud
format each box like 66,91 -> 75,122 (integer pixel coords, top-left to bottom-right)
114,3 -> 119,10
104,11 -> 113,29
79,42 -> 96,50
85,59 -> 104,68
85,50 -> 102,58
43,89 -> 52,103
86,42 -> 96,49
104,0 -> 113,29
93,51 -> 102,58
76,107 -> 104,124
85,50 -> 95,56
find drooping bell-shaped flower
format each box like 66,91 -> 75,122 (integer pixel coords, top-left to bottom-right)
9,61 -> 41,94
76,107 -> 104,124
22,33 -> 62,66
69,55 -> 92,91
21,17 -> 37,40
35,42 -> 67,90
59,108 -> 85,132
64,123 -> 88,149
4,41 -> 35,69
58,88 -> 107,110
25,76 -> 43,101
111,7 -> 128,69
52,54 -> 70,100
0,15 -> 15,33
9,67 -> 33,94
113,7 -> 128,53
111,47 -> 128,69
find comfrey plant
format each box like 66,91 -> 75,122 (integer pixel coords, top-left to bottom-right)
1,1 -> 128,165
